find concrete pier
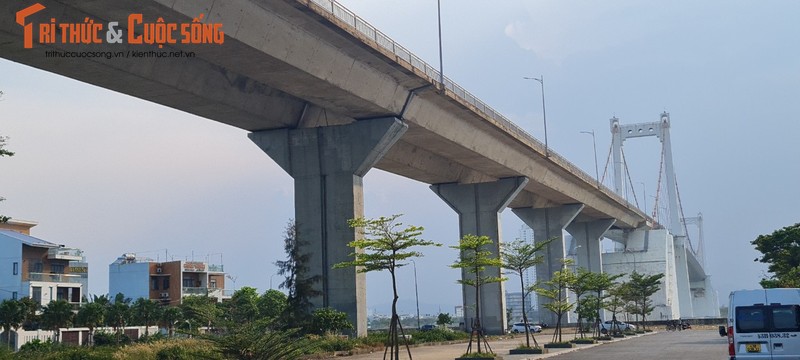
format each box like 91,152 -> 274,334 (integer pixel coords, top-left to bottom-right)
431,177 -> 528,335
249,117 -> 407,336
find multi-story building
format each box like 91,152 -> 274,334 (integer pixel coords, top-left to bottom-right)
108,253 -> 231,305
0,220 -> 86,307
505,291 -> 536,324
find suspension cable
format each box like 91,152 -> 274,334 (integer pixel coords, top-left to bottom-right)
600,142 -> 613,186
652,142 -> 666,222
621,147 -> 640,209
675,175 -> 696,255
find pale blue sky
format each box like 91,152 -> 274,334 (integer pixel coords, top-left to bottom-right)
2,1 -> 798,315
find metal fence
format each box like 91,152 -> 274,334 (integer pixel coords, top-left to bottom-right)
303,0 -> 642,216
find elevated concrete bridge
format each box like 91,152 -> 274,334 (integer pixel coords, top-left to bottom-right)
0,0 -> 715,335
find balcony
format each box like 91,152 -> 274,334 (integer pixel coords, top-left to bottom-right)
26,272 -> 83,284
182,287 -> 233,299
47,248 -> 84,261
208,264 -> 224,272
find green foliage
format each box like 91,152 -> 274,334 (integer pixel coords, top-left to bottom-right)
309,307 -> 353,336
335,215 -> 439,273
583,271 -> 624,337
41,299 -> 74,339
412,328 -> 466,343
501,237 -> 551,348
112,339 -> 220,360
0,299 -> 24,347
258,290 -> 287,324
315,335 -> 354,352
752,223 -> 800,288
534,259 -> 576,343
180,295 -> 221,331
436,313 -> 452,327
227,287 -> 260,325
131,298 -> 161,336
205,322 -> 316,360
275,219 -> 320,329
625,271 -> 664,329
159,306 -> 183,338
451,235 -> 506,289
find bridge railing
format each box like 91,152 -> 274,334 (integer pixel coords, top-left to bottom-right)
305,0 -> 647,219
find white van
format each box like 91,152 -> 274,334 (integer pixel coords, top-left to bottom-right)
720,288 -> 800,359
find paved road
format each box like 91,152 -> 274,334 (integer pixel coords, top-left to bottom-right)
335,330 -> 728,360
546,330 -> 727,360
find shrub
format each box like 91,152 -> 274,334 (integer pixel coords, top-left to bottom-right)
315,335 -> 355,352
412,328 -> 467,343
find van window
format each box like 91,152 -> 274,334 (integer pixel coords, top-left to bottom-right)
736,306 -> 768,333
772,305 -> 800,332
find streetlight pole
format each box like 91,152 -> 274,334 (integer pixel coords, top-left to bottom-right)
437,0 -> 444,87
411,259 -> 421,330
580,130 -> 599,186
524,76 -> 549,157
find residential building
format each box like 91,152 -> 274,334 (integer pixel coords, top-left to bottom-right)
0,220 -> 85,307
505,291 -> 536,324
108,253 -> 231,304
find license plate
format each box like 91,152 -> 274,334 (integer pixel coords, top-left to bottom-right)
746,343 -> 762,353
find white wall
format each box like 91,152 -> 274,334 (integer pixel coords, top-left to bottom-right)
108,262 -> 149,300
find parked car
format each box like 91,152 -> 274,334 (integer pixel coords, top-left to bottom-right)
509,322 -> 542,333
599,320 -> 636,333
419,324 -> 437,331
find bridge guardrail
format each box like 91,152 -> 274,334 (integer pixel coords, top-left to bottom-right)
304,0 -> 649,221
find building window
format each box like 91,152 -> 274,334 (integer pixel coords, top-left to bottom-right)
13,262 -> 18,275
183,278 -> 194,288
163,278 -> 170,289
210,279 -> 217,289
31,287 -> 41,303
51,264 -> 65,274
12,292 -> 17,300
30,262 -> 43,273
151,277 -> 159,290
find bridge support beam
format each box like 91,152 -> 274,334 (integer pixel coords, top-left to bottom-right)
566,219 -> 615,274
431,177 -> 528,335
249,117 -> 407,337
513,204 -> 584,326
674,236 -> 694,318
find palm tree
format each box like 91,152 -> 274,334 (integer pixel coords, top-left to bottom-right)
160,306 -> 183,337
0,299 -> 24,347
106,293 -> 131,344
76,302 -> 105,346
131,298 -> 161,336
41,299 -> 74,343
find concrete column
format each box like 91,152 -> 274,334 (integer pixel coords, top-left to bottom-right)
431,177 -> 528,335
513,204 -> 583,325
566,219 -> 615,273
673,235 -> 694,318
249,117 -> 407,336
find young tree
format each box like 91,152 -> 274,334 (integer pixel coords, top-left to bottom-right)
501,238 -> 551,349
180,295 -> 221,332
602,283 -> 629,336
626,271 -> 665,330
131,298 -> 161,336
567,267 -> 593,338
227,287 -> 260,325
76,301 -> 105,346
451,234 -> 506,356
309,307 -> 353,335
17,297 -> 39,330
534,259 -> 576,343
0,299 -> 24,347
275,220 -> 320,329
335,214 -> 439,360
259,289 -> 287,326
41,299 -> 74,343
752,223 -> 800,288
584,271 -> 624,338
436,313 -> 452,328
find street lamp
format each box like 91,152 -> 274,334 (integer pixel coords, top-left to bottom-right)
523,75 -> 549,157
580,130 -> 599,186
411,259 -> 421,330
437,0 -> 444,87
